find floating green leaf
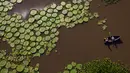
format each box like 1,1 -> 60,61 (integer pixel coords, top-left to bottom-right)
40,10 -> 46,15
39,49 -> 45,54
67,64 -> 73,70
62,10 -> 68,14
73,10 -> 78,14
47,9 -> 53,13
71,62 -> 77,67
1,68 -> 8,73
34,15 -> 41,20
56,6 -> 63,10
51,3 -> 57,8
70,69 -> 77,73
5,62 -> 11,68
63,70 -> 69,73
30,9 -> 37,16
83,17 -> 89,22
16,65 -> 25,72
17,0 -> 22,3
66,4 -> 71,8
36,36 -> 42,42
61,1 -> 66,6
41,16 -> 47,21
73,5 -> 78,9
76,64 -> 82,70
52,13 -> 57,17
30,42 -> 36,47
28,18 -> 35,23
0,60 -> 6,67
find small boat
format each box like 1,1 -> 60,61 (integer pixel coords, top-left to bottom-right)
104,36 -> 121,47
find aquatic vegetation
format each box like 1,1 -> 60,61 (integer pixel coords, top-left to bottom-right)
62,62 -> 82,73
0,0 -> 98,57
0,50 -> 39,73
98,18 -> 107,25
59,58 -> 129,73
0,0 -> 101,72
98,18 -> 108,30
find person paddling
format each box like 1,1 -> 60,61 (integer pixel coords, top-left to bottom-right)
111,36 -> 117,48
104,35 -> 121,49
104,37 -> 112,50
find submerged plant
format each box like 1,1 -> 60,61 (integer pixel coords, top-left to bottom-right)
102,0 -> 121,5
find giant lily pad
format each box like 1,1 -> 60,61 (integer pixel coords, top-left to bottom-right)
11,63 -> 16,69
51,3 -> 57,8
83,17 -> 89,22
62,9 -> 68,14
17,0 -> 22,3
6,33 -> 13,39
0,60 -> 6,67
0,53 -> 3,59
76,64 -> 82,70
79,5 -> 83,9
28,18 -> 35,23
46,13 -> 51,17
73,10 -> 78,14
39,49 -> 45,54
5,62 -> 11,68
30,9 -> 37,16
1,68 -> 8,73
36,36 -> 42,42
73,5 -> 78,9
47,9 -> 53,13
56,5 -> 63,10
33,53 -> 40,57
45,36 -> 50,41
71,62 -> 77,67
52,13 -> 57,17
61,1 -> 66,6
66,4 -> 71,8
40,10 -> 46,15
65,17 -> 71,22
70,69 -> 77,73
24,67 -> 29,73
34,15 -> 41,20
41,16 -> 47,21
67,64 -> 73,70
16,65 -> 25,72
23,60 -> 29,66
63,70 -> 69,73
67,12 -> 73,17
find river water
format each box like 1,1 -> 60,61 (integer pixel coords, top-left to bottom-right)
0,0 -> 130,73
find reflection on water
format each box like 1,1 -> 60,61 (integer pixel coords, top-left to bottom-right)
21,10 -> 29,19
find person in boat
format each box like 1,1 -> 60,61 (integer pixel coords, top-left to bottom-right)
104,36 -> 121,49
104,37 -> 112,49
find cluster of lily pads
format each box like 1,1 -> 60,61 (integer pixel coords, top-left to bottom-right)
0,0 -> 99,57
58,62 -> 82,73
0,50 -> 39,73
0,0 -> 100,72
59,58 -> 129,73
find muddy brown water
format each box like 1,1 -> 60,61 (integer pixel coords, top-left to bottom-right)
0,0 -> 130,73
